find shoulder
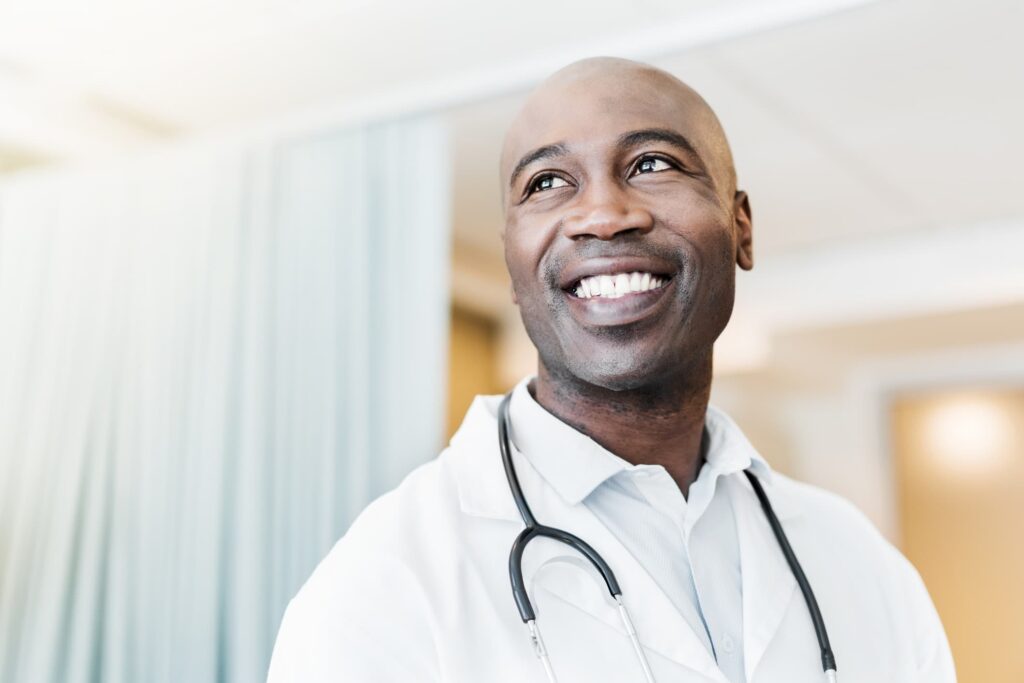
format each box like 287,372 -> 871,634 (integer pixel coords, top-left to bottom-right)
771,473 -> 881,532
268,453 -> 461,682
767,473 -> 955,678
283,391 -> 509,618
754,470 -> 939,604
769,472 -> 907,565
300,448 -> 465,598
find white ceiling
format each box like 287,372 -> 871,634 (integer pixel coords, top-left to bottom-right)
3,0 -> 1020,247
6,0 -> 955,247
0,0 -> 795,138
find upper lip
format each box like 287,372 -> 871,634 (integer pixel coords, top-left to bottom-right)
557,255 -> 678,290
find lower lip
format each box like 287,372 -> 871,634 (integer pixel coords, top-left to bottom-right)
563,279 -> 675,327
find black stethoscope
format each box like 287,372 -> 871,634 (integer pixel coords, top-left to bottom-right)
498,392 -> 837,682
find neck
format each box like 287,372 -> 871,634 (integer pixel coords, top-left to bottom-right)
531,352 -> 713,497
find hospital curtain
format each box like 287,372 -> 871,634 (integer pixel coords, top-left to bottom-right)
0,117 -> 451,683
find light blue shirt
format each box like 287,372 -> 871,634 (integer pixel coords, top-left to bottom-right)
509,378 -> 773,683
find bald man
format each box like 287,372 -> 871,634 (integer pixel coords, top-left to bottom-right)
268,58 -> 956,683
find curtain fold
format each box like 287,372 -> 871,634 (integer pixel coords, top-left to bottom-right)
0,116 -> 451,683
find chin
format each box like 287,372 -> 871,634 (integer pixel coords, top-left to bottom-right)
562,351 -> 668,393
550,333 -> 713,395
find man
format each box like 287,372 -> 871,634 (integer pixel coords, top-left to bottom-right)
268,58 -> 955,682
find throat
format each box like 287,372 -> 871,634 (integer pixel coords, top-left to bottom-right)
529,366 -> 712,495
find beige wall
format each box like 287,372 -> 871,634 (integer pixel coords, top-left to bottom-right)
447,306 -> 502,441
891,389 -> 1024,683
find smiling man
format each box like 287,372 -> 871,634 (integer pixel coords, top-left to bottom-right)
268,58 -> 955,683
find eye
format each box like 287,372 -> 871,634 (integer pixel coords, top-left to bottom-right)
527,173 -> 570,195
632,156 -> 675,175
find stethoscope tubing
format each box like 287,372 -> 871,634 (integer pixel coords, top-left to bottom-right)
744,470 -> 837,674
497,391 -> 838,681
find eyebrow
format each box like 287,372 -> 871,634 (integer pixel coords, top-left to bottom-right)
508,142 -> 568,190
617,128 -> 700,159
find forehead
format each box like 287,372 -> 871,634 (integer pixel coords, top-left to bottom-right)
501,69 -> 717,178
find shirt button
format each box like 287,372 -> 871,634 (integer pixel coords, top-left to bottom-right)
721,634 -> 735,654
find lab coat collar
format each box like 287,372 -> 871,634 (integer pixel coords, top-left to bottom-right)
507,375 -> 776,506
449,380 -> 792,523
506,376 -> 627,505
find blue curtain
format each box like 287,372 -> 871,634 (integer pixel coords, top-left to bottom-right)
0,116 -> 451,682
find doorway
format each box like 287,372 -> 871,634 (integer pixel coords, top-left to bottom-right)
890,388 -> 1024,682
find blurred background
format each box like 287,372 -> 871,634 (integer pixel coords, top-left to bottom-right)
1,0 -> 1022,681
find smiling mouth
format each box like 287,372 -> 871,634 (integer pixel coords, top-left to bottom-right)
568,271 -> 671,299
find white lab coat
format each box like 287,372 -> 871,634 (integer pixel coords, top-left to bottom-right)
267,393 -> 956,682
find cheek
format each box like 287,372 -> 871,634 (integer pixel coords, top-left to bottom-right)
660,197 -> 734,271
705,224 -> 737,272
503,239 -> 535,301
696,230 -> 738,333
661,202 -> 737,319
503,216 -> 558,293
667,185 -> 730,226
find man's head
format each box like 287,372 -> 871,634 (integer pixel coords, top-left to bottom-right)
500,57 -> 754,393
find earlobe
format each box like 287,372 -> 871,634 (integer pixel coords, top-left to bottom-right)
734,191 -> 754,271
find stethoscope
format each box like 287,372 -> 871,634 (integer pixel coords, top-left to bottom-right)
498,392 -> 837,683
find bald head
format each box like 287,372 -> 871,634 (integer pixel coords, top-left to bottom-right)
500,57 -> 737,206
497,55 -> 754,394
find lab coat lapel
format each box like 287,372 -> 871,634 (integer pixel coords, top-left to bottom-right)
727,475 -> 799,681
518,461 -> 729,681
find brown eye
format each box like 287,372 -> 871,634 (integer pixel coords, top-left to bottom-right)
634,156 -> 673,175
529,174 -> 569,194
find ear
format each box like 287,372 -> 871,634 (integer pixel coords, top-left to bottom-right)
510,281 -> 519,305
733,190 -> 754,271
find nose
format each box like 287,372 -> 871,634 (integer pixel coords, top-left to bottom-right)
562,179 -> 654,240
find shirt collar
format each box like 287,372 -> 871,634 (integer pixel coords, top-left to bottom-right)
507,375 -> 773,506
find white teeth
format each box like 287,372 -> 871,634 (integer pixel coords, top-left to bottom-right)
572,271 -> 669,299
614,273 -> 630,296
